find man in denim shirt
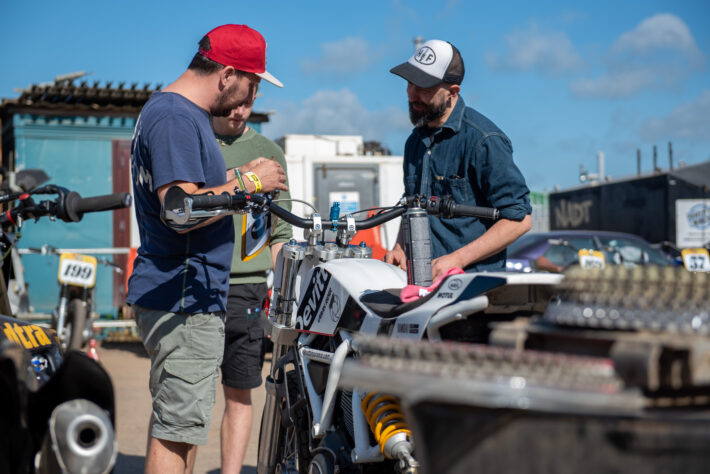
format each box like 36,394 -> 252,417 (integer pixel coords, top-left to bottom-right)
385,39 -> 532,279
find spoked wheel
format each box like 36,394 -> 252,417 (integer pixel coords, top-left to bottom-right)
67,298 -> 88,350
277,370 -> 312,474
259,367 -> 312,474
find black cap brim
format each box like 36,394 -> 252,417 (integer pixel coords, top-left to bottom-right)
390,62 -> 443,89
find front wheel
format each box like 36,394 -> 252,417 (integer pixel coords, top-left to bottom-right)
67,298 -> 88,350
307,453 -> 335,474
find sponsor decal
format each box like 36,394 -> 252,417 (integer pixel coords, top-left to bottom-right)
437,292 -> 454,299
301,347 -> 334,363
687,204 -> 710,230
447,278 -> 462,291
415,46 -> 436,65
396,323 -> 420,335
296,268 -> 332,331
3,322 -> 52,349
327,292 -> 341,322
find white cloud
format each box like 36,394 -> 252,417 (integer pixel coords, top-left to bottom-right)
571,69 -> 656,98
262,89 -> 411,146
486,24 -> 583,76
640,90 -> 710,142
571,13 -> 704,98
302,37 -> 378,77
613,13 -> 701,56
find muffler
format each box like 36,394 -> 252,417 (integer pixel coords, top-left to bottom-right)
38,399 -> 116,474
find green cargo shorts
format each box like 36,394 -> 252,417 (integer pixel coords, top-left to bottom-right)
134,305 -> 226,446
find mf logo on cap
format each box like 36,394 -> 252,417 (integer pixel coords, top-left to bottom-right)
414,47 -> 436,65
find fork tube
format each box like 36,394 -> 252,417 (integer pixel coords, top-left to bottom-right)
257,343 -> 287,474
55,286 -> 69,343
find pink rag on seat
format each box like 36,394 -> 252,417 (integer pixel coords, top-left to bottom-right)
400,268 -> 465,303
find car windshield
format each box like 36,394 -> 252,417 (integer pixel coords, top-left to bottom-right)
508,234 -> 544,256
597,236 -> 672,266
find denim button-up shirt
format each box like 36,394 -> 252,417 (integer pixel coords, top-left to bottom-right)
403,97 -> 531,272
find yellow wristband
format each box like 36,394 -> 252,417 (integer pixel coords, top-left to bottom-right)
244,172 -> 262,193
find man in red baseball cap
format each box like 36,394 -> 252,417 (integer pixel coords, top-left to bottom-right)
128,24 -> 287,474
200,24 -> 283,88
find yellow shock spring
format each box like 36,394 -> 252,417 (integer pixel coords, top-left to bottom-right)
361,392 -> 412,458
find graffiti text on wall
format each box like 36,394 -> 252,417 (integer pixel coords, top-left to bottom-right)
554,200 -> 593,228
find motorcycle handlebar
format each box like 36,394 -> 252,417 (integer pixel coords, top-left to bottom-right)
63,192 -> 132,222
181,189 -> 498,231
0,189 -> 132,225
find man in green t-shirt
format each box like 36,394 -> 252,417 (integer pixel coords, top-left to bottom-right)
212,92 -> 292,473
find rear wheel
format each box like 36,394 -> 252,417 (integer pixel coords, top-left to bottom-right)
67,298 -> 88,350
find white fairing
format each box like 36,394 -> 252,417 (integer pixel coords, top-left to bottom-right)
293,259 -> 406,335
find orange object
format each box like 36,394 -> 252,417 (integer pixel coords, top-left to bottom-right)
125,247 -> 138,294
87,339 -> 100,361
350,211 -> 387,260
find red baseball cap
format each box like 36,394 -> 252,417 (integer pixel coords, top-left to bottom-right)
200,24 -> 283,88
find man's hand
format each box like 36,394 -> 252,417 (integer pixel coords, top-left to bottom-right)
431,253 -> 466,281
384,243 -> 407,270
239,157 -> 288,193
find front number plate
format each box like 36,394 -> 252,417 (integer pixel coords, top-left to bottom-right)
681,248 -> 710,272
578,249 -> 605,270
58,253 -> 98,288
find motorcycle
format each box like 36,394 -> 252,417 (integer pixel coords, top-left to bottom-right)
23,244 -> 123,351
0,173 -> 130,473
161,187 -> 562,474
338,262 -> 710,474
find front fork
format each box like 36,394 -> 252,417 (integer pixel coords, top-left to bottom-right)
55,285 -> 89,346
257,341 -> 288,474
55,285 -> 70,343
258,241 -> 304,474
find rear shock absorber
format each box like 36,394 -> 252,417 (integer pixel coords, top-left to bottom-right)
361,392 -> 418,471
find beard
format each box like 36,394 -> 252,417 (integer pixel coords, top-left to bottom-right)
409,96 -> 451,127
210,82 -> 242,117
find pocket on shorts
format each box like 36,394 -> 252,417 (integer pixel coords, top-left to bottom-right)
247,326 -> 265,376
188,313 -> 226,364
156,358 -> 218,428
248,325 -> 264,343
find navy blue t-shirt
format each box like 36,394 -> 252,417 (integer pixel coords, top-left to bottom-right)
127,92 -> 234,313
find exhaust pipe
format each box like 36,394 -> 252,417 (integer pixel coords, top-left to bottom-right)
38,399 -> 116,474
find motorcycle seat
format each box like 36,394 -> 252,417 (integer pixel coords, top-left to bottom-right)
359,287 -> 438,319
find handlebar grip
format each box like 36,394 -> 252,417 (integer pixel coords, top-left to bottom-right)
189,192 -> 236,210
62,192 -> 131,222
450,203 -> 500,220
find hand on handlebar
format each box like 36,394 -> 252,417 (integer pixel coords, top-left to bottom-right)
239,157 -> 288,193
384,243 -> 407,271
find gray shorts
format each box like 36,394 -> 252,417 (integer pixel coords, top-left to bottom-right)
134,305 -> 225,446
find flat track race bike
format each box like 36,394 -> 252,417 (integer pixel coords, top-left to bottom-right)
0,171 -> 130,474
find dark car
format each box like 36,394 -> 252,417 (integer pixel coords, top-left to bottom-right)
507,230 -> 675,273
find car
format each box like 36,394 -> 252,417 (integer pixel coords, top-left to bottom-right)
507,230 -> 676,273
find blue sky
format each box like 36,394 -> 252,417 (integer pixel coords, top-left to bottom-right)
1,0 -> 708,191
